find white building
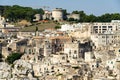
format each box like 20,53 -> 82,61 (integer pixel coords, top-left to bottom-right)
84,52 -> 95,62
111,20 -> 120,30
60,23 -> 82,31
43,40 -> 52,56
51,53 -> 67,64
92,22 -> 118,34
91,31 -> 116,48
60,24 -> 75,31
106,59 -> 116,70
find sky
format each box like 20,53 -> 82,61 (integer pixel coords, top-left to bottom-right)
0,0 -> 120,16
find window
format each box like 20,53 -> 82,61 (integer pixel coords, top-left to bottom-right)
99,31 -> 101,33
29,49 -> 31,54
102,29 -> 107,30
111,61 -> 113,64
102,26 -> 107,28
74,50 -> 77,54
62,57 -> 65,60
73,55 -> 77,59
95,29 -> 98,33
102,31 -> 106,33
94,26 -> 98,28
108,26 -> 112,28
48,45 -> 50,48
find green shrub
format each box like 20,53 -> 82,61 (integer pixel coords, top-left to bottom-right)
6,53 -> 23,64
54,26 -> 61,29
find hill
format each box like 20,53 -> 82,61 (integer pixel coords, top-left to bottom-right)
20,21 -> 59,31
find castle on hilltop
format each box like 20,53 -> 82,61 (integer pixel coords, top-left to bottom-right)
33,8 -> 80,21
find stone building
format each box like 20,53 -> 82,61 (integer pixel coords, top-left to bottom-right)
43,39 -> 52,56
50,36 -> 72,54
7,39 -> 28,52
52,8 -> 64,21
43,10 -> 52,20
64,41 -> 80,63
33,14 -> 42,21
51,52 -> 67,64
64,40 -> 93,61
67,13 -> 80,20
91,30 -> 120,49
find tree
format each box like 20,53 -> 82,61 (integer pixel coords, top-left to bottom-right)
1,5 -> 44,22
84,14 -> 97,22
67,18 -> 75,21
6,53 -> 23,64
72,10 -> 79,14
78,11 -> 86,22
99,13 -> 111,22
72,10 -> 120,22
34,8 -> 44,15
111,13 -> 120,20
0,6 -> 4,16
